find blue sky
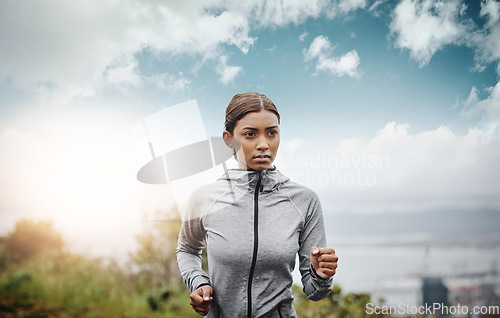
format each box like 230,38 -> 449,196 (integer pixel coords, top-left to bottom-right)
0,0 -> 499,256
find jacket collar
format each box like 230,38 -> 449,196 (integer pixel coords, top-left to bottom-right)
218,166 -> 289,193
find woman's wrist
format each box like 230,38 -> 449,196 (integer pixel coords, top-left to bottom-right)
196,282 -> 212,290
310,264 -> 329,281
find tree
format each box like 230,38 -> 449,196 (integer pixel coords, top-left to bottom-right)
5,219 -> 63,262
128,210 -> 185,289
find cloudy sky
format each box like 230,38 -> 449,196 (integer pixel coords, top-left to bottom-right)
1,0 -> 499,256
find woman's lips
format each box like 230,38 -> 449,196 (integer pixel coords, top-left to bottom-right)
253,155 -> 270,163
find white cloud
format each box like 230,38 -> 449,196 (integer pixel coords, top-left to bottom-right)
338,0 -> 367,13
389,0 -> 500,74
216,55 -> 243,85
146,72 -> 190,92
280,120 -> 500,214
103,55 -> 142,93
0,0 -> 352,106
304,35 -> 360,77
480,0 -> 500,29
102,56 -> 190,93
461,82 -> 500,129
0,0 -> 257,104
277,80 -> 500,214
322,0 -> 368,18
240,0 -> 329,27
264,45 -> 277,53
283,137 -> 306,153
299,31 -> 309,42
389,0 -> 471,67
473,0 -> 500,73
369,0 -> 384,12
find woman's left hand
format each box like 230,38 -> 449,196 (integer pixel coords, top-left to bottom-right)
310,246 -> 338,279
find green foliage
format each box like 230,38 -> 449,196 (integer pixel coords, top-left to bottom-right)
128,210 -> 185,290
0,217 -> 196,317
292,284 -> 391,318
0,215 -> 387,318
1,252 -> 144,316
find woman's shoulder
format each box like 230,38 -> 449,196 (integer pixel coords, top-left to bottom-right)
281,179 -> 316,195
183,180 -> 229,220
187,177 -> 235,205
188,180 -> 227,201
279,177 -> 319,199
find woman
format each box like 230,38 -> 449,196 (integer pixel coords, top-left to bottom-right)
176,93 -> 338,317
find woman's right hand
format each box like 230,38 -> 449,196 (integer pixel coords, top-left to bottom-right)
189,284 -> 213,316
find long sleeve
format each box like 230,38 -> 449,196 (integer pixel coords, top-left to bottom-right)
297,191 -> 334,301
176,187 -> 211,292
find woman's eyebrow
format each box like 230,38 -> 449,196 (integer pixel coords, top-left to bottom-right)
241,125 -> 279,130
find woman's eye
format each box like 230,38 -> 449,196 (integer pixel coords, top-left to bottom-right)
268,130 -> 278,136
244,132 -> 255,137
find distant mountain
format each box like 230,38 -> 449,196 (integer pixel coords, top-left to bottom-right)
325,209 -> 500,247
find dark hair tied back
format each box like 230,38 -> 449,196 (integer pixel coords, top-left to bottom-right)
224,92 -> 280,134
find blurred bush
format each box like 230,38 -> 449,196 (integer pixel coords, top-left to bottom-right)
0,216 -> 195,317
128,210 -> 184,290
0,215 -> 388,317
5,219 -> 63,262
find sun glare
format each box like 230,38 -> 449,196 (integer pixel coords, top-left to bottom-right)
2,106 -> 184,256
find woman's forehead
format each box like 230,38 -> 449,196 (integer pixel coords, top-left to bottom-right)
236,110 -> 279,128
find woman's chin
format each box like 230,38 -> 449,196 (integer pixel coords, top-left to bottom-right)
247,162 -> 273,171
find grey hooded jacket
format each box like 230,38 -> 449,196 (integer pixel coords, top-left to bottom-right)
176,167 -> 334,317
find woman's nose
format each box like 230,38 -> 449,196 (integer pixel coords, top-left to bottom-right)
256,136 -> 269,150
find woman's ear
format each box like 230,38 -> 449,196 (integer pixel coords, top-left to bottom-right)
222,130 -> 234,149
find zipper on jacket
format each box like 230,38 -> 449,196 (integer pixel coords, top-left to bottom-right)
247,171 -> 262,318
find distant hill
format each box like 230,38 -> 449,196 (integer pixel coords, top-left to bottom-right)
325,209 -> 500,247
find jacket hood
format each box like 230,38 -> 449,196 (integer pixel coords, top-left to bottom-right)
218,166 -> 290,193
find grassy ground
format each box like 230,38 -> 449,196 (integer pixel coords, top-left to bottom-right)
0,252 -> 196,317
0,219 -> 387,318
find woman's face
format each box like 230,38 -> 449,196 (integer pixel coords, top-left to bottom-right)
224,109 -> 280,171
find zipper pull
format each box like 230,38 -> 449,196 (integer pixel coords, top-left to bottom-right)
260,183 -> 264,193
